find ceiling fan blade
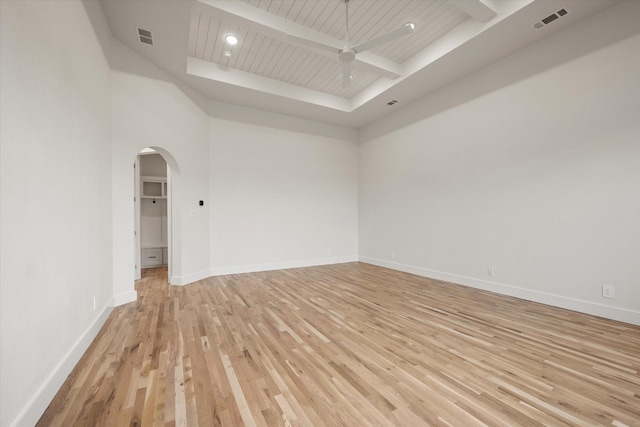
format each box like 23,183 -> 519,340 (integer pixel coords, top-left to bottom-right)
342,62 -> 351,88
284,34 -> 341,55
352,23 -> 415,53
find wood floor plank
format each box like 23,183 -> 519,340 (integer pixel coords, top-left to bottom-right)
38,263 -> 640,426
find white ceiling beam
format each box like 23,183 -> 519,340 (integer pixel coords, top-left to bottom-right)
354,52 -> 402,80
186,56 -> 351,111
448,0 -> 497,22
195,0 -> 403,79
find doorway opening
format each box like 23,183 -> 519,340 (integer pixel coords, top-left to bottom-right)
134,148 -> 171,281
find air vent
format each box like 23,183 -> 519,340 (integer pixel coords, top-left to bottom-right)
532,8 -> 570,30
386,99 -> 398,106
136,27 -> 154,45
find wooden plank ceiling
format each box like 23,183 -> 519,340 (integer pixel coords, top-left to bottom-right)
188,0 -> 469,99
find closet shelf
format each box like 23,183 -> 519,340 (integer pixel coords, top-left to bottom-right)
141,176 -> 167,199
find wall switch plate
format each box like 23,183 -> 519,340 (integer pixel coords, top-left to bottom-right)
602,285 -> 615,299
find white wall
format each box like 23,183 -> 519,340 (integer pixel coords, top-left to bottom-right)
209,103 -> 359,274
0,1 -> 113,426
110,39 -> 211,290
358,1 -> 640,325
109,26 -> 359,282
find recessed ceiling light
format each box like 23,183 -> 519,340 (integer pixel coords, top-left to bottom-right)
225,35 -> 238,45
223,50 -> 232,58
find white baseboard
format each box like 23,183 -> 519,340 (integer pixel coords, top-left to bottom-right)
112,289 -> 137,306
170,268 -> 212,286
11,302 -> 113,427
210,256 -> 358,277
359,256 -> 640,326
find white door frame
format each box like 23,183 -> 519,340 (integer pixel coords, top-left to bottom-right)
134,157 -> 142,280
166,166 -> 172,281
134,150 -> 172,282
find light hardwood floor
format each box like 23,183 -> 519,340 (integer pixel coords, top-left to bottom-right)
38,263 -> 640,426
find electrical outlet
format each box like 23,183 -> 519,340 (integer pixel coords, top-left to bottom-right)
391,251 -> 395,260
487,267 -> 494,277
237,254 -> 244,263
93,295 -> 97,310
602,285 -> 615,299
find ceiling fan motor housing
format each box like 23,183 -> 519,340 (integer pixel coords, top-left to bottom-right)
339,47 -> 356,62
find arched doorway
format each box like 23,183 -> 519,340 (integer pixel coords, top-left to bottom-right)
134,147 -> 179,282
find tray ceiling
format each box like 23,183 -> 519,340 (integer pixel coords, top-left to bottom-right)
100,0 -> 620,128
188,1 -> 468,99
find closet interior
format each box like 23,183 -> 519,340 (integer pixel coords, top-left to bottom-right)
139,153 -> 168,268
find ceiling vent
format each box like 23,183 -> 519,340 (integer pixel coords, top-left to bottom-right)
386,100 -> 398,106
532,8 -> 569,30
136,27 -> 154,45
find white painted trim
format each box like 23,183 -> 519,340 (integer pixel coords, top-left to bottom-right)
134,156 -> 141,281
359,256 -> 640,326
210,256 -> 358,277
187,57 -> 350,112
10,303 -> 113,427
113,290 -> 137,306
170,268 -> 213,286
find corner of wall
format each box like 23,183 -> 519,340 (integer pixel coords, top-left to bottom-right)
112,290 -> 137,306
170,269 -> 211,286
210,256 -> 359,277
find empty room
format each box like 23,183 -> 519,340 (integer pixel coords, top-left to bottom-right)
1,0 -> 639,426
